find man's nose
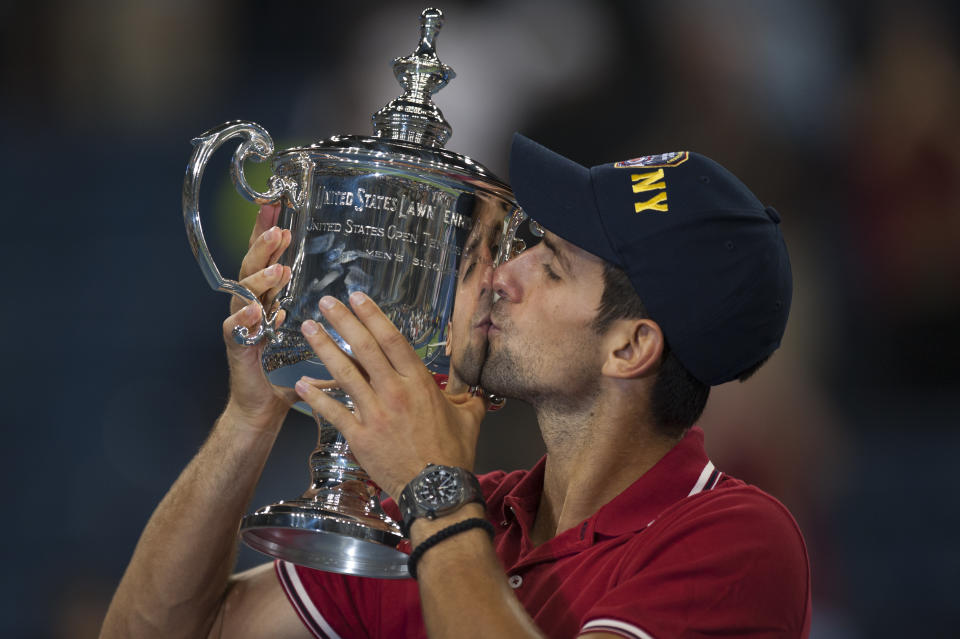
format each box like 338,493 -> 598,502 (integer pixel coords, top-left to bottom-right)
477,259 -> 494,297
492,251 -> 527,303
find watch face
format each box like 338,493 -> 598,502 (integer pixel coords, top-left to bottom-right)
414,467 -> 461,509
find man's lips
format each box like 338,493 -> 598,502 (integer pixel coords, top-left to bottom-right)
471,309 -> 501,336
485,316 -> 504,336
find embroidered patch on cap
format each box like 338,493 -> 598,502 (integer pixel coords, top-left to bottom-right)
615,151 -> 689,169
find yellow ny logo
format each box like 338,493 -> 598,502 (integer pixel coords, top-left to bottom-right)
632,169 -> 668,213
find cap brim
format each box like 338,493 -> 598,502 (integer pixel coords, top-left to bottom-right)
509,134 -> 617,264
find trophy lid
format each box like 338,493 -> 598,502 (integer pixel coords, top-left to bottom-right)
371,7 -> 455,148
274,7 -> 509,195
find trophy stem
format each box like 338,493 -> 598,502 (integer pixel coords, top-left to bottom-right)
238,407 -> 410,578
298,415 -> 397,532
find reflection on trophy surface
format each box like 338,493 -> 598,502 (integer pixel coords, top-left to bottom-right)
181,7 -> 517,578
445,202 -> 511,395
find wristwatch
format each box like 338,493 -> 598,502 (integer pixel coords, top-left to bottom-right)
398,464 -> 485,537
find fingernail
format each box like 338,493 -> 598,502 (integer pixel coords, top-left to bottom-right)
350,291 -> 367,305
264,226 -> 279,241
319,296 -> 336,310
266,263 -> 281,276
295,379 -> 309,394
302,320 -> 318,335
243,303 -> 258,318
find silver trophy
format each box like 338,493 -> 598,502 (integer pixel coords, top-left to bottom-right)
182,8 -> 516,578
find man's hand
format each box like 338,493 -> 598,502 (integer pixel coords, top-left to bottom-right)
223,203 -> 298,425
292,292 -> 488,499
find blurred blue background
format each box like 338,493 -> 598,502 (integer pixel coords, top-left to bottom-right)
2,1 -> 958,637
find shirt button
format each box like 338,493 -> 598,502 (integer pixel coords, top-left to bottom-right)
508,574 -> 523,589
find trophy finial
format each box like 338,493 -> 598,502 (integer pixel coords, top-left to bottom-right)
372,7 -> 456,147
416,8 -> 444,56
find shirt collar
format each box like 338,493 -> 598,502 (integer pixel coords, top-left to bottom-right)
593,426 -> 715,536
492,427 -> 717,541
495,455 -> 546,528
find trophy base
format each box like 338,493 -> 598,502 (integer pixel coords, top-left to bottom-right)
239,500 -> 410,579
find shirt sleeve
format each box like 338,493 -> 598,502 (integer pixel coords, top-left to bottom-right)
275,560 -> 375,639
275,559 -> 425,639
579,487 -> 811,639
272,471 -> 513,639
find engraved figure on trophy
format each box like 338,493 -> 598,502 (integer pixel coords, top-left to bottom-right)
181,8 -> 518,578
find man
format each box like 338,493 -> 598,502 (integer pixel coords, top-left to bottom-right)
101,135 -> 809,639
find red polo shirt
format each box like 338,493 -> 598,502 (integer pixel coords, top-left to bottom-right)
276,427 -> 811,638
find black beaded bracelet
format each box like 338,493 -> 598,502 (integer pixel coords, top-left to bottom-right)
407,517 -> 495,580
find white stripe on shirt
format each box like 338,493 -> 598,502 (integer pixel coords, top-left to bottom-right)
687,460 -> 716,497
277,560 -> 343,639
581,617 -> 656,639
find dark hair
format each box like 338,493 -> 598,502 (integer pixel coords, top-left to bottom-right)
592,262 -> 709,438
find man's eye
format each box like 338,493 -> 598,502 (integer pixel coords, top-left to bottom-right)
543,263 -> 561,281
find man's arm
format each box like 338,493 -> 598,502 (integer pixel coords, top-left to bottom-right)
99,407 -> 307,639
100,205 -> 309,639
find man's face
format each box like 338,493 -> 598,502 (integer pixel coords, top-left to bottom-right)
445,204 -> 505,393
480,225 -> 608,406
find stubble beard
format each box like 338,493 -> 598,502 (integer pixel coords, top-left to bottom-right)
478,342 -> 520,399
479,315 -> 604,412
479,322 -> 541,403
452,339 -> 486,388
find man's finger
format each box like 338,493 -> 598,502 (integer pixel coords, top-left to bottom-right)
262,265 -> 293,307
294,376 -> 359,436
316,296 -> 399,383
223,302 -> 261,344
267,228 -> 292,266
298,376 -> 341,392
231,263 -> 290,314
239,226 -> 286,280
300,319 -> 379,408
248,203 -> 282,249
347,292 -> 426,378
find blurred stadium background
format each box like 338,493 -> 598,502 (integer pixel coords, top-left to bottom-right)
1,1 -> 958,637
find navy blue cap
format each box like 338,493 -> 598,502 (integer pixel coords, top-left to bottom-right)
509,133 -> 792,386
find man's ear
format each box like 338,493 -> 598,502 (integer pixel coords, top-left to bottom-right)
445,321 -> 453,357
601,318 -> 664,379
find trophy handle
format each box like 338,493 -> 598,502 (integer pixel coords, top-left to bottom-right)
182,120 -> 298,345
